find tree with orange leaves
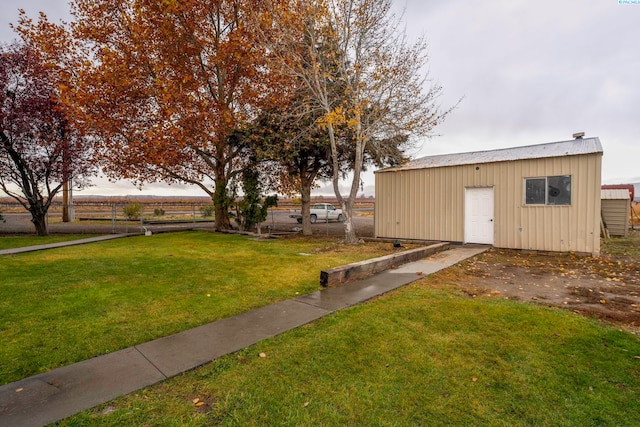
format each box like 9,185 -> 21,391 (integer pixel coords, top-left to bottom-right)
55,0 -> 288,230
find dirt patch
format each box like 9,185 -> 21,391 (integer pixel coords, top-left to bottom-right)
453,231 -> 640,334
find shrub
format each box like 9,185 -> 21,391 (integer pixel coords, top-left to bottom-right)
123,202 -> 142,220
237,167 -> 278,231
153,208 -> 165,217
200,205 -> 215,217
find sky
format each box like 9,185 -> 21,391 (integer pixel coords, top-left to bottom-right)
1,0 -> 639,197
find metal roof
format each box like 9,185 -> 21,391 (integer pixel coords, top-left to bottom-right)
601,189 -> 630,200
378,137 -> 603,173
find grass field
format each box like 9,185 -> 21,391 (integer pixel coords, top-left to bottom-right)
64,279 -> 640,426
3,231 -> 639,425
601,229 -> 640,257
0,232 -> 398,385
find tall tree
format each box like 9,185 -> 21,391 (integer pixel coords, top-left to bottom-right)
270,0 -> 453,243
255,6 -> 350,236
250,100 -> 333,235
0,40 -> 95,236
64,0 -> 286,230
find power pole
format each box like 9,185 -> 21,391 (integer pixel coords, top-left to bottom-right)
61,126 -> 73,222
62,178 -> 74,222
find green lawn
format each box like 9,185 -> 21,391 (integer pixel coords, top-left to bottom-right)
0,234 -> 98,250
4,231 -> 640,425
64,283 -> 640,426
601,229 -> 640,257
0,231 -> 397,385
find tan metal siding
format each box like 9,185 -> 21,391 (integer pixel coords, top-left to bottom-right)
375,153 -> 602,255
601,199 -> 629,237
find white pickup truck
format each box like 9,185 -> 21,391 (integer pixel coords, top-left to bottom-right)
289,203 -> 344,224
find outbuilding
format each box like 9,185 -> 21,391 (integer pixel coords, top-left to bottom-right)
601,189 -> 631,237
374,137 -> 603,256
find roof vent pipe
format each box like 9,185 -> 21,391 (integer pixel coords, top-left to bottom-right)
573,132 -> 585,139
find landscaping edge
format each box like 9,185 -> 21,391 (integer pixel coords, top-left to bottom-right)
320,242 -> 450,287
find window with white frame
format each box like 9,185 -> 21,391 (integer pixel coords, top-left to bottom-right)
524,175 -> 571,205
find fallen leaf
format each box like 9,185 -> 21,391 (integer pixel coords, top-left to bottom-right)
15,388 -> 23,393
472,377 -> 478,382
304,401 -> 310,407
192,398 -> 200,404
416,271 -> 423,276
196,402 -> 205,407
259,352 -> 267,358
600,299 -> 606,304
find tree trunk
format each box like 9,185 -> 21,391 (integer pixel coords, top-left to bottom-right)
341,112 -> 366,245
213,164 -> 231,231
300,180 -> 313,236
31,210 -> 48,236
326,123 -> 359,244
341,204 -> 357,244
332,173 -> 358,244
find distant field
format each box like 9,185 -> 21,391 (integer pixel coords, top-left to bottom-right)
0,197 -> 375,215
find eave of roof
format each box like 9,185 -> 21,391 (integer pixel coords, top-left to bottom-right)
377,137 -> 603,173
601,189 -> 631,200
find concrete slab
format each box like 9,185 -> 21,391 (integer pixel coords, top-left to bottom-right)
320,242 -> 449,287
297,246 -> 488,311
0,347 -> 166,427
136,300 -> 329,378
296,272 -> 419,311
0,234 -> 132,256
389,246 -> 489,275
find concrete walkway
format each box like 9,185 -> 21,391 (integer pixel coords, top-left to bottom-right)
0,234 -> 133,256
0,245 -> 487,427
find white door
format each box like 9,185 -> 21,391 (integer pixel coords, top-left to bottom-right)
465,187 -> 494,245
